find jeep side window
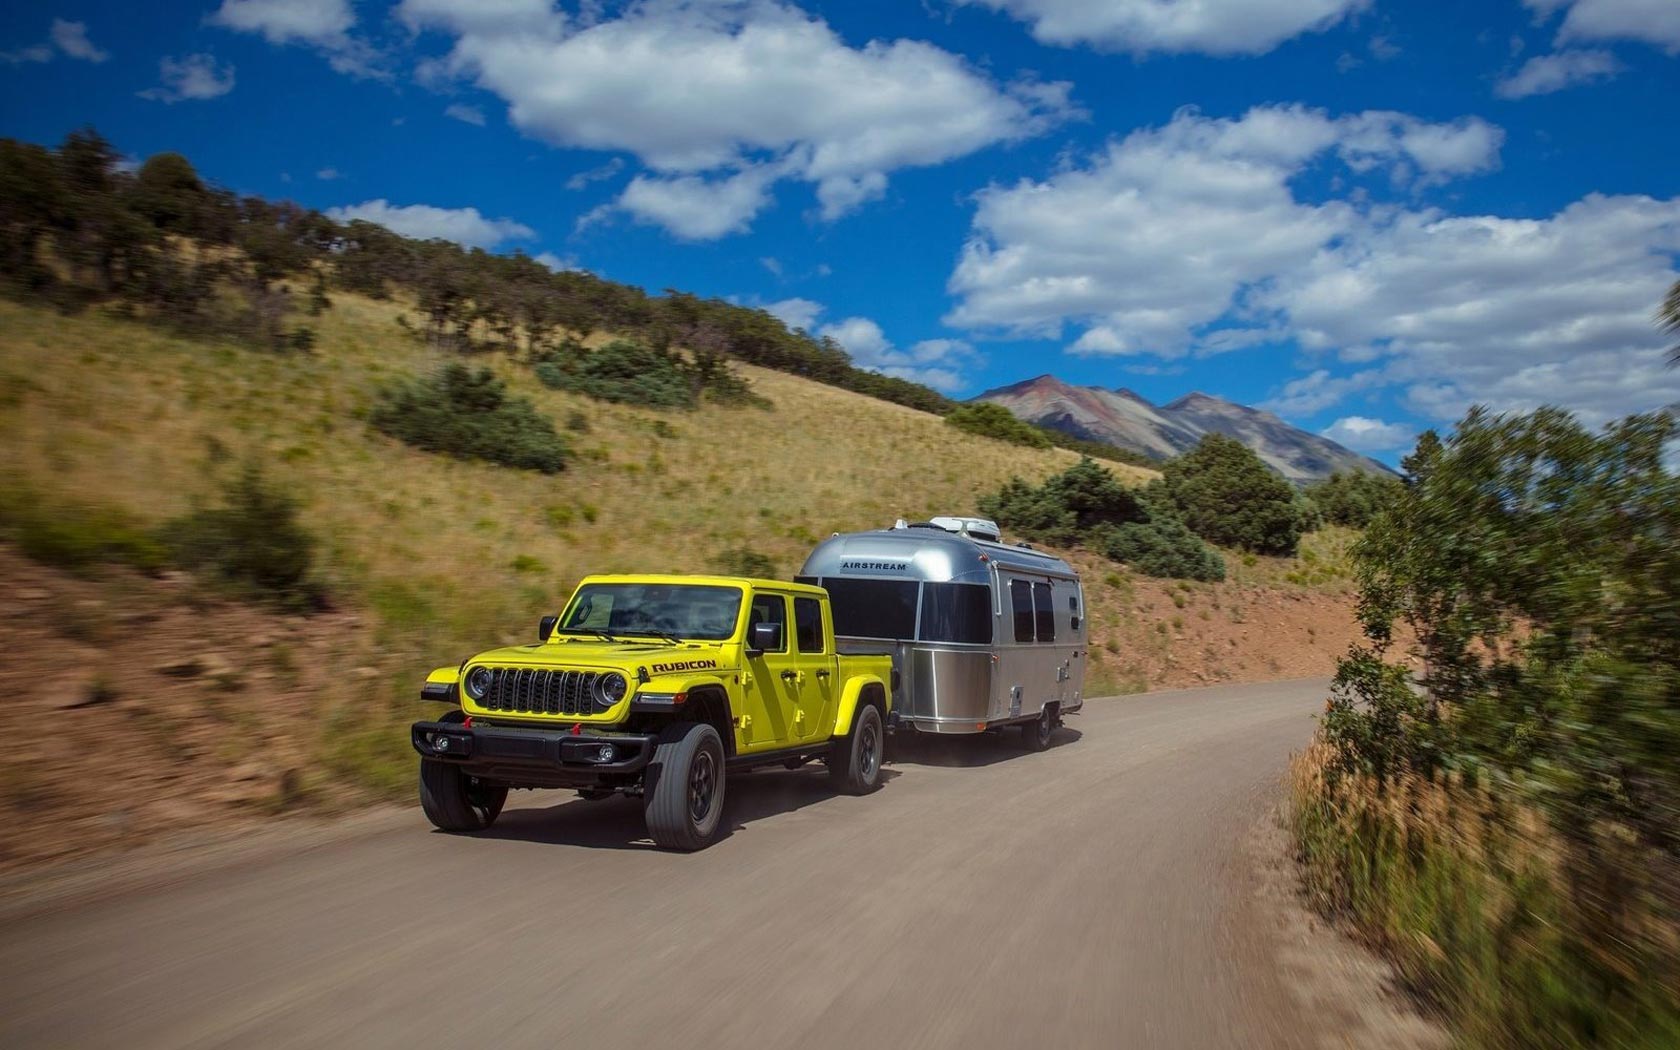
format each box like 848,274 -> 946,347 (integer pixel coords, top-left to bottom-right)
748,593 -> 789,653
794,596 -> 825,653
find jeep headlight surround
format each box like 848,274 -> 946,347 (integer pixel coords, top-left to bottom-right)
463,665 -> 493,701
594,672 -> 628,709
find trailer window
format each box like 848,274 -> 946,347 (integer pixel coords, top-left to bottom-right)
1011,579 -> 1034,642
919,583 -> 993,644
1033,582 -> 1054,643
823,577 -> 919,640
794,596 -> 825,653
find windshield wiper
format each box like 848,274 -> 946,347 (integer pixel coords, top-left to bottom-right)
616,629 -> 686,645
556,627 -> 619,643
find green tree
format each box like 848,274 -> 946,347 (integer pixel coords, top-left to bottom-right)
1161,434 -> 1306,555
1304,469 -> 1406,528
371,364 -> 569,473
944,402 -> 1053,448
1661,277 -> 1679,365
131,152 -> 208,234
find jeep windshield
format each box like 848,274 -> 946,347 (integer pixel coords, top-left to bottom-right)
560,584 -> 744,642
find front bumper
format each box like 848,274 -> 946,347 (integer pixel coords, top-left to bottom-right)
411,720 -> 659,788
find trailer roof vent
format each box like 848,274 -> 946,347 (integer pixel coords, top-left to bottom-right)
928,516 -> 1002,543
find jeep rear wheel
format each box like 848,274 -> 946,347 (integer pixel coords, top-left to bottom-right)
644,723 -> 727,851
831,703 -> 885,795
419,761 -> 508,832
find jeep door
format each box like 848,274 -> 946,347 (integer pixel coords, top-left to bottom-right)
741,590 -> 799,752
789,595 -> 836,738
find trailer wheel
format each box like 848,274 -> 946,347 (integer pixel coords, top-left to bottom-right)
419,761 -> 508,831
1018,706 -> 1055,752
644,723 -> 727,851
831,703 -> 885,795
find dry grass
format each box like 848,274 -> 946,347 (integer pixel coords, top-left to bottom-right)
0,293 -> 1150,667
1290,742 -> 1680,1049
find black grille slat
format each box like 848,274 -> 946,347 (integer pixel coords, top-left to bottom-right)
476,666 -> 600,715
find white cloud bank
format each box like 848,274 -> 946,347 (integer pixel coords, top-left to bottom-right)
1496,48 -> 1622,98
956,0 -> 1369,56
1525,0 -> 1680,53
946,104 -> 1680,427
397,0 -> 1076,238
326,200 -> 535,248
209,0 -> 382,76
1320,416 -> 1415,452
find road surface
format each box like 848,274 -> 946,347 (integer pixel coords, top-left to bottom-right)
0,678 -> 1330,1050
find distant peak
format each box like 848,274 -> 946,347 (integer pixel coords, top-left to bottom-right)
973,373 -> 1077,400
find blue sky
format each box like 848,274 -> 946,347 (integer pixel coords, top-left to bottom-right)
3,0 -> 1678,464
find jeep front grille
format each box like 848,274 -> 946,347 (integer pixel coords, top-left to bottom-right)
478,668 -> 600,716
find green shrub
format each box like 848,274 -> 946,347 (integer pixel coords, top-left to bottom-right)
1302,405 -> 1680,1050
160,464 -> 324,609
980,457 -> 1222,580
371,364 -> 568,473
1161,434 -> 1306,555
0,487 -> 168,574
1303,469 -> 1405,528
714,546 -> 776,578
536,339 -> 695,408
944,403 -> 1053,448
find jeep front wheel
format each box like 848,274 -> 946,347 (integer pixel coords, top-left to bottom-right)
644,723 -> 727,851
831,703 -> 885,795
419,761 -> 508,832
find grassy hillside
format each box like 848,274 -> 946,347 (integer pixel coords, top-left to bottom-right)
0,292 -> 1145,644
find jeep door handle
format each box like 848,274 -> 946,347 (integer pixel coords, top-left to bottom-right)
815,669 -> 830,679
780,670 -> 799,681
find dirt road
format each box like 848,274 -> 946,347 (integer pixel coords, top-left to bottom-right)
0,679 -> 1333,1049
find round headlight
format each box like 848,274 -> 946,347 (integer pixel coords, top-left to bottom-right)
595,672 -> 628,708
464,666 -> 493,701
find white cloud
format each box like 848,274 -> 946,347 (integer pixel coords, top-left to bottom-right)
947,105 -> 1503,353
1320,416 -> 1415,452
764,297 -> 823,332
49,19 -> 108,62
1525,0 -> 1680,53
948,102 -> 1680,427
608,166 -> 780,241
316,167 -> 342,180
139,54 -> 237,103
210,0 -> 353,45
817,316 -> 977,392
534,251 -> 579,272
956,0 -> 1369,56
565,157 -> 624,191
1,44 -> 53,65
444,102 -> 486,126
1263,193 -> 1680,426
1496,48 -> 1622,98
401,0 -> 1075,238
209,0 -> 382,77
326,199 -> 536,248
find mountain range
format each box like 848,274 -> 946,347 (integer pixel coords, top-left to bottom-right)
974,375 -> 1395,485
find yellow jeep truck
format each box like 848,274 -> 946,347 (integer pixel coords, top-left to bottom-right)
411,575 -> 893,850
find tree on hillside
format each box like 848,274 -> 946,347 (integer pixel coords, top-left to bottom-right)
1662,277 -> 1680,365
1162,434 -> 1306,555
131,153 -> 208,234
945,402 -> 1053,448
1305,469 -> 1406,529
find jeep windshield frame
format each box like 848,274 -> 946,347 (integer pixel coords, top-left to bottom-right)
560,583 -> 745,642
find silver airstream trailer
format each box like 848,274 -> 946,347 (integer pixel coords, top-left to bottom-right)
797,516 -> 1086,746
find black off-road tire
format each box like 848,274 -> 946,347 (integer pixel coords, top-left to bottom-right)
830,703 -> 885,796
1018,706 -> 1055,752
419,760 -> 508,831
643,723 -> 727,851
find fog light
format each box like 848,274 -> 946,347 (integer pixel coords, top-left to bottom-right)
434,735 -> 451,753
597,744 -> 616,763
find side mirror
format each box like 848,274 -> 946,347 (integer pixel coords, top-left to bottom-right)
539,615 -> 559,642
747,621 -> 782,655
